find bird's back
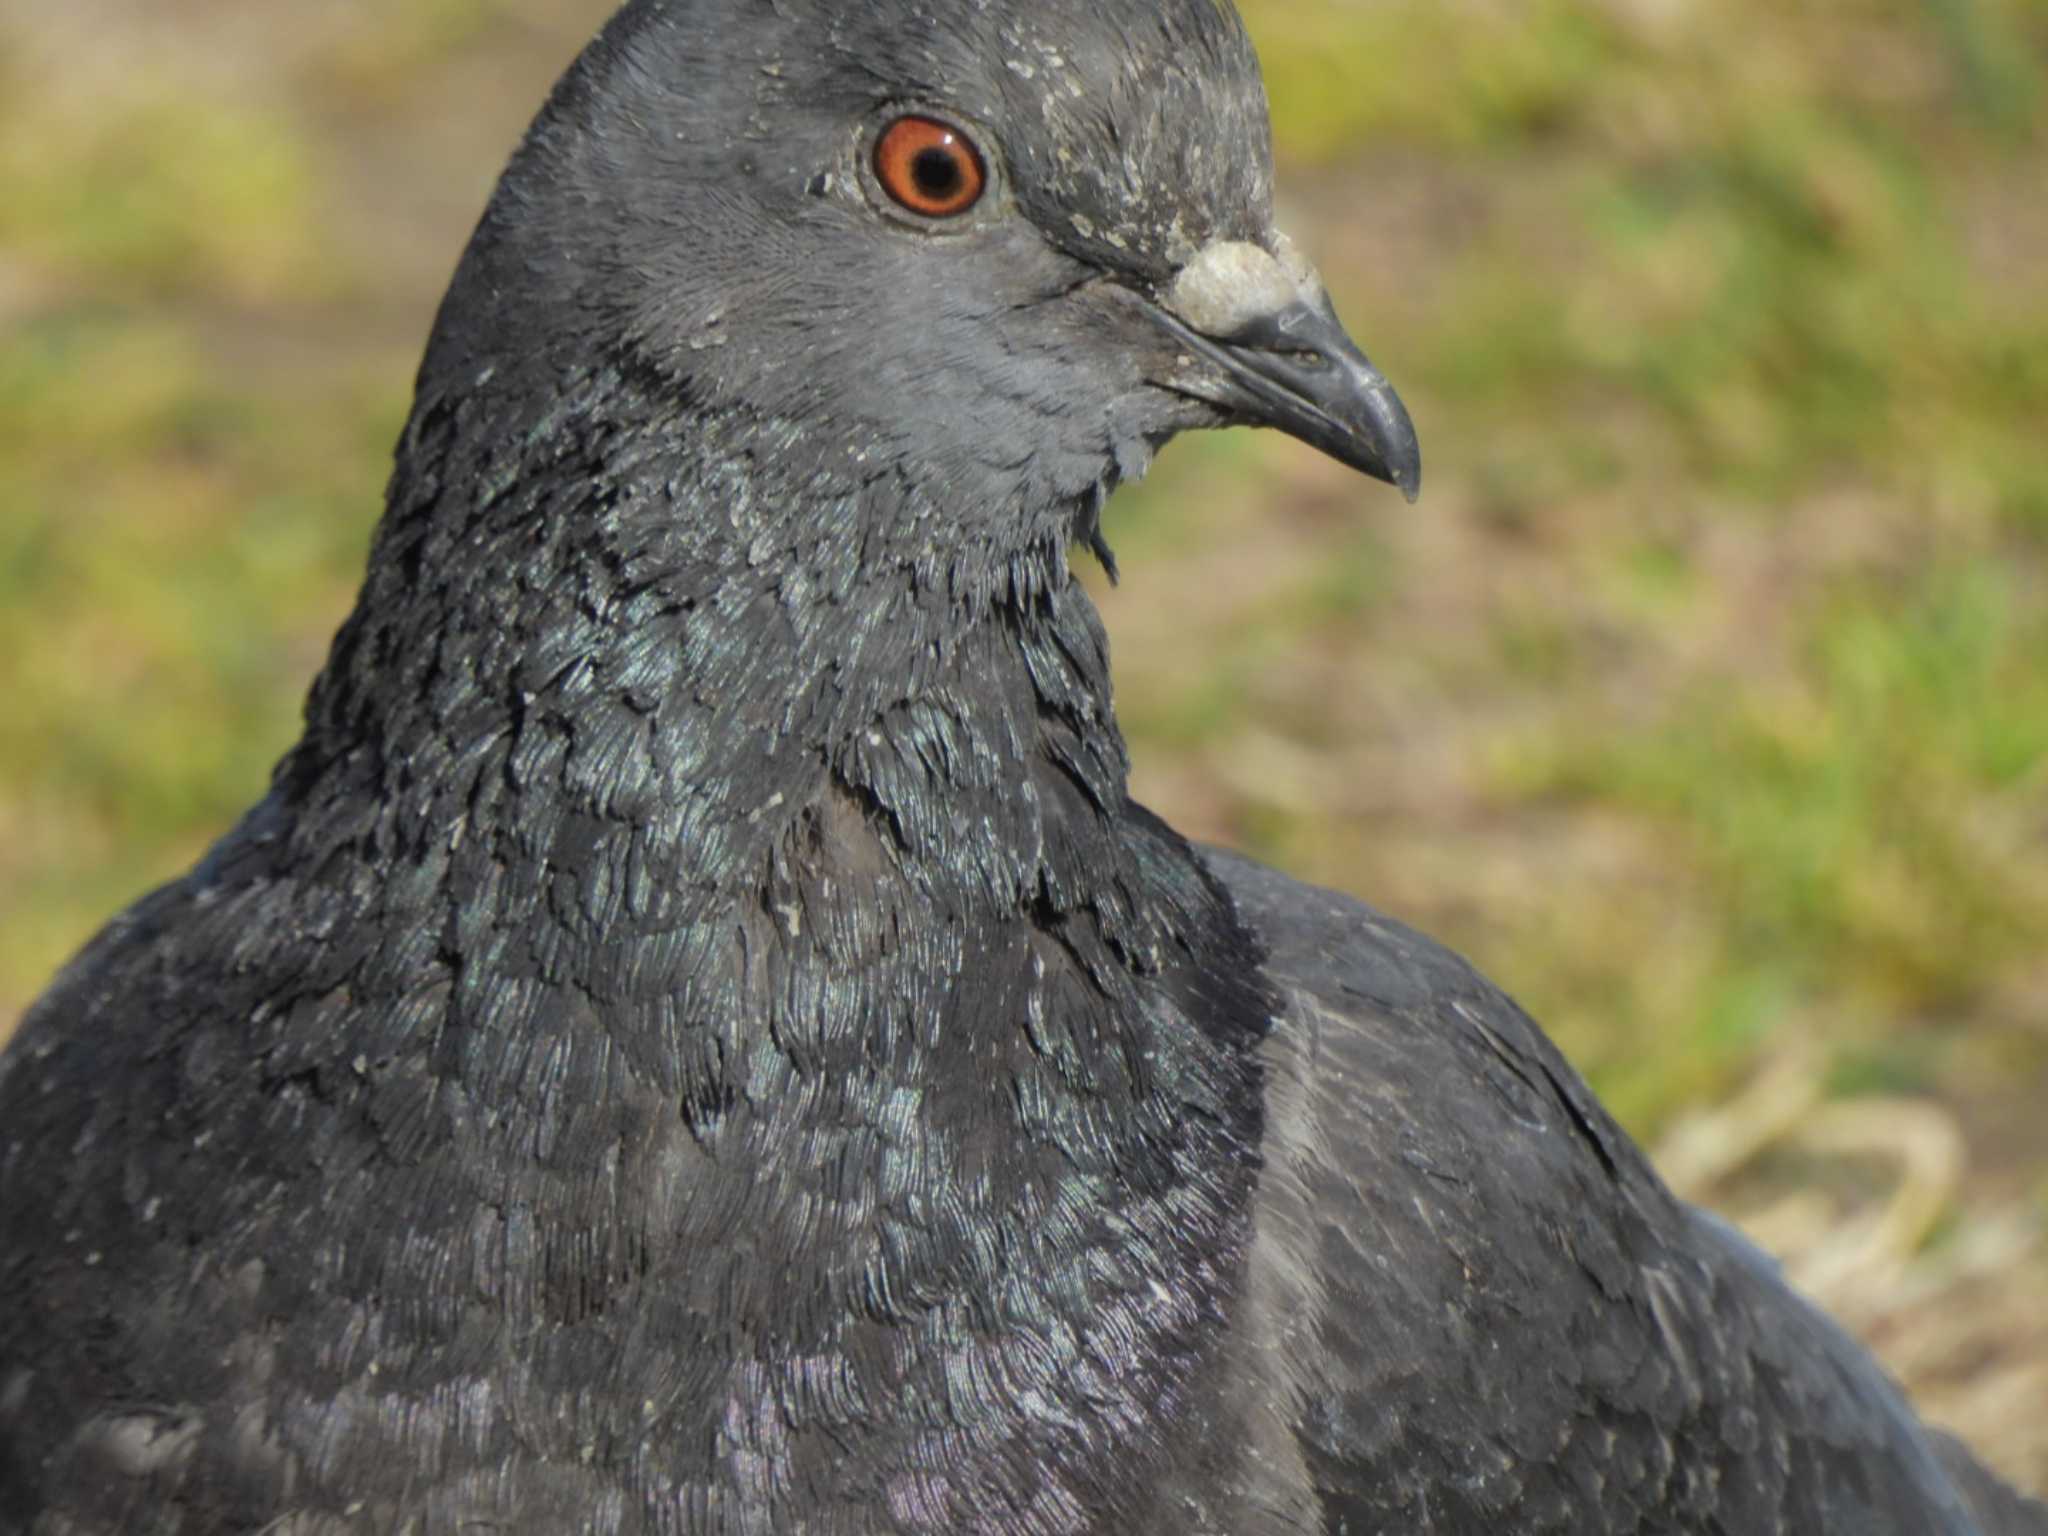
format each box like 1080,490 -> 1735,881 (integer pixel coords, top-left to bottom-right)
1206,846 -> 2047,1535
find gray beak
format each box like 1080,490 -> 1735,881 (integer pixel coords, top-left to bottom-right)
1146,238 -> 1422,503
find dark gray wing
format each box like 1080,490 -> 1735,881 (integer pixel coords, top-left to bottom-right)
1205,846 -> 2046,1536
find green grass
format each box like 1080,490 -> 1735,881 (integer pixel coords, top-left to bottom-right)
2,0 -> 2044,1150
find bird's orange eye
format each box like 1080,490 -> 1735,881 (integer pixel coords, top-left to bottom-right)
873,115 -> 986,219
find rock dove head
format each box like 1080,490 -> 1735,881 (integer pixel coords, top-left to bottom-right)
422,0 -> 1419,554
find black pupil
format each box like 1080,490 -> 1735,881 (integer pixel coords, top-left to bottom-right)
912,145 -> 962,200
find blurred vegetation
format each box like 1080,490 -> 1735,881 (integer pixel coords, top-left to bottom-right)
0,0 -> 2045,1455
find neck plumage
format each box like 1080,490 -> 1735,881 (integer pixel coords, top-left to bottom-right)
290,362 -> 1140,978
196,362 -> 1275,1495
259,358 -> 1268,1344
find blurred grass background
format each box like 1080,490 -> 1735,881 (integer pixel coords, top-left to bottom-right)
1,0 -> 2044,1489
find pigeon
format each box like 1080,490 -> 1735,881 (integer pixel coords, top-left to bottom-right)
2,0 -> 2042,1531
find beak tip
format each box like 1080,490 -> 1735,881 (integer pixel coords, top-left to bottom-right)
1366,391 -> 1423,505
1395,443 -> 1423,504
1377,460 -> 1422,505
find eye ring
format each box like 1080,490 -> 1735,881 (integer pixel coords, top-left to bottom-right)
872,115 -> 987,219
